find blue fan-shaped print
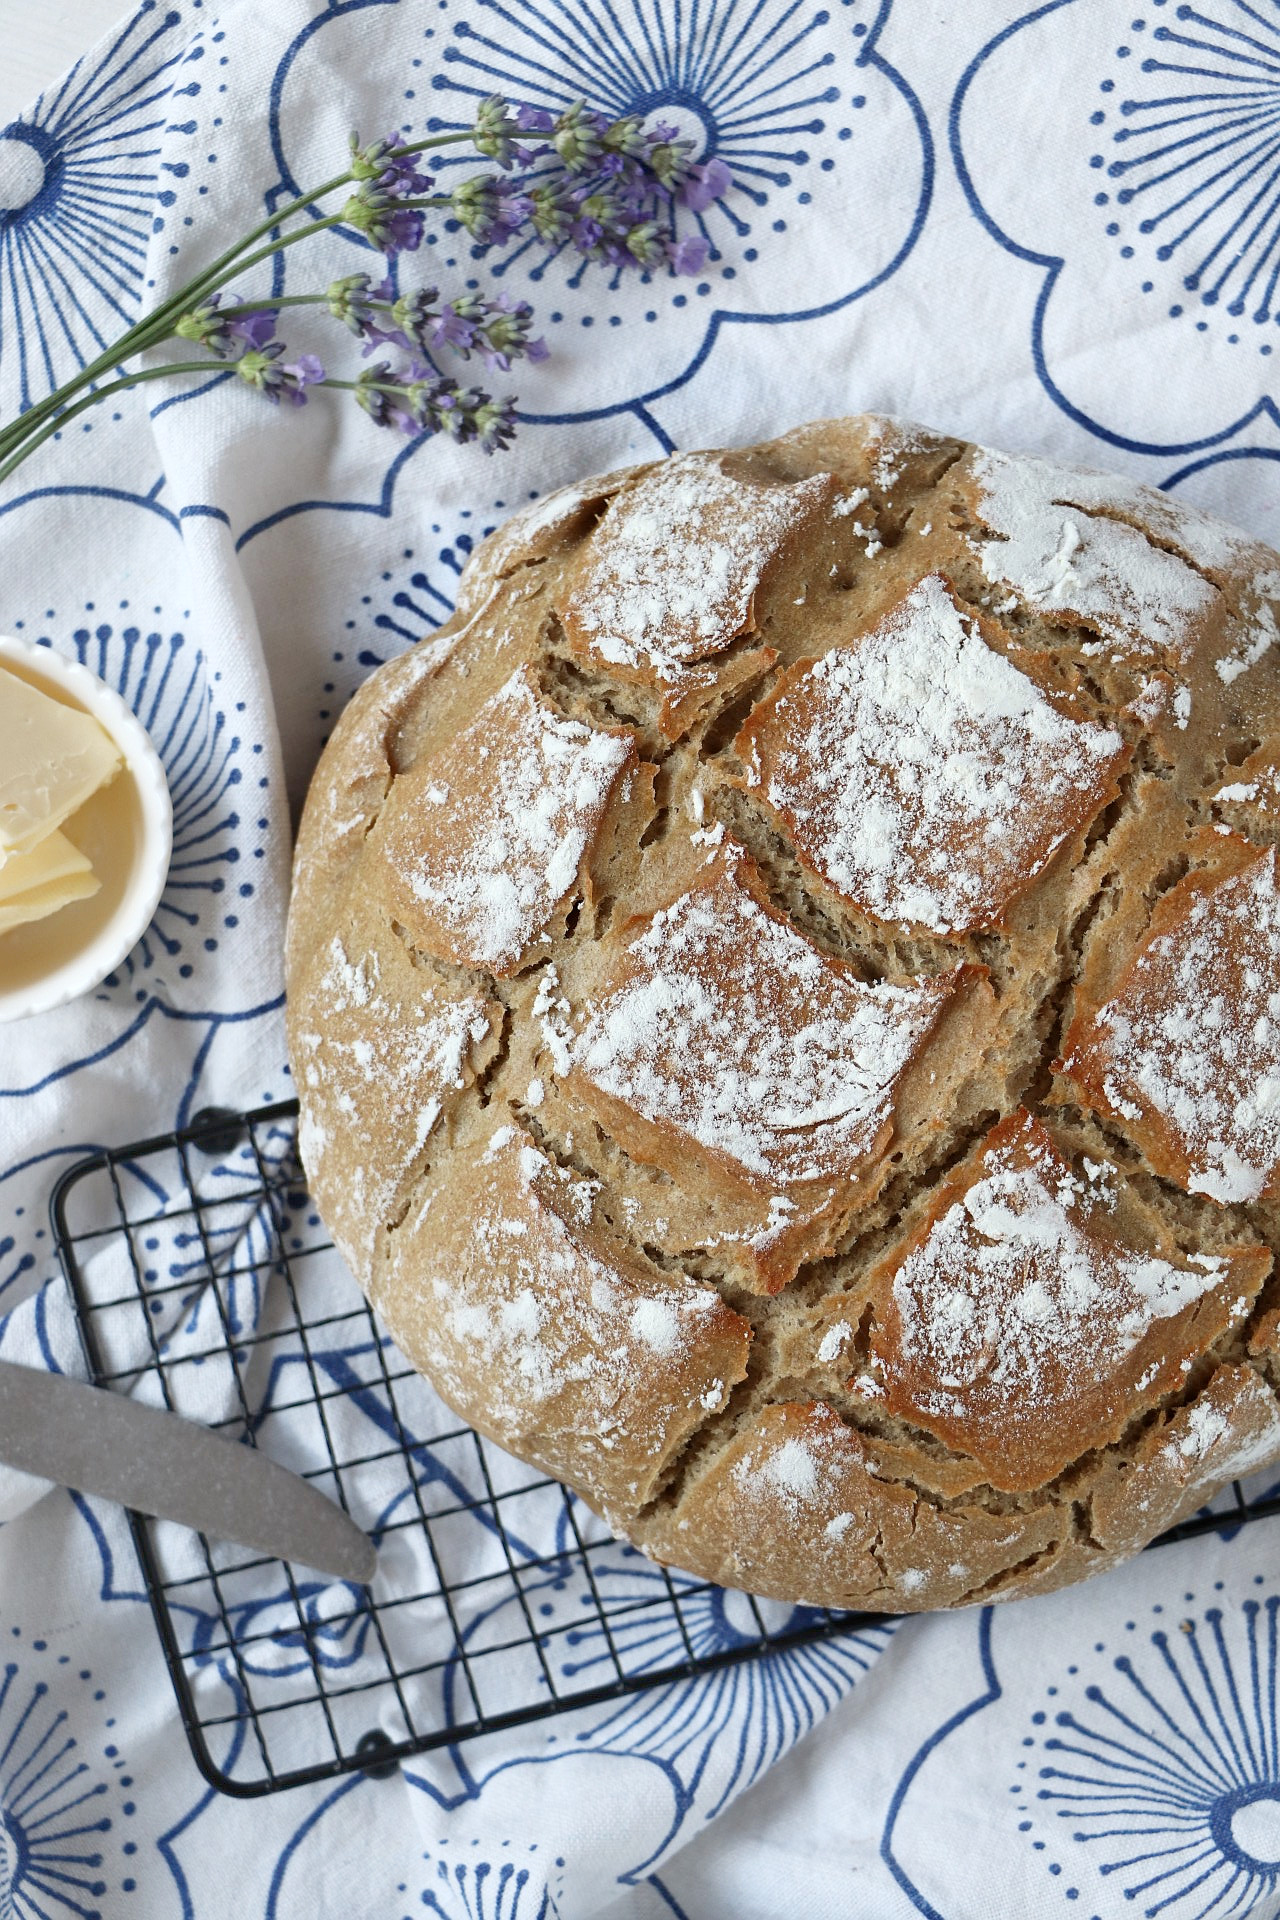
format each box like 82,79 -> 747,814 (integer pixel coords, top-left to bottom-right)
553,1552 -> 887,1806
1022,1598 -> 1280,1916
0,1633 -> 137,1919
418,1854 -> 553,1920
323,509 -> 495,733
1097,1 -> 1280,335
0,0 -> 212,412
434,0 -> 872,297
1,617 -> 269,1006
884,1548 -> 1280,1920
440,1530 -> 889,1840
267,0 -> 931,425
951,0 -> 1280,464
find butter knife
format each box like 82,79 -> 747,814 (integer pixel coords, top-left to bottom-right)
0,1359 -> 377,1585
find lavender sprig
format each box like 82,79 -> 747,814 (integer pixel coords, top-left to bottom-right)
352,363 -> 517,452
434,99 -> 731,279
0,91 -> 739,483
312,276 -> 549,371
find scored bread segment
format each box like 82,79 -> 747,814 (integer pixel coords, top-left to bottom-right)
374,1124 -> 752,1527
567,838 -> 994,1288
559,451 -> 836,691
634,1400 -> 1059,1611
452,463 -> 650,618
289,907 -> 502,1286
1063,833 -> 1280,1205
866,1109 -> 1269,1491
371,663 -> 639,976
958,445 -> 1275,667
736,573 -> 1131,937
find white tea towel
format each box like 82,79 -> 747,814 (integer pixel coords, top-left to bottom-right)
3,3 -> 1280,1915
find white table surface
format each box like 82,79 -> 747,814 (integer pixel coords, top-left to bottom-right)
0,0 -> 128,124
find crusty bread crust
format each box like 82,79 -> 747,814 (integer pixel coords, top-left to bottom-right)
287,416 -> 1280,1610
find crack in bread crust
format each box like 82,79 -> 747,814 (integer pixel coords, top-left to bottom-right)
287,414 -> 1280,1613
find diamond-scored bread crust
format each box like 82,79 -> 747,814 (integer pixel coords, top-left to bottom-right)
286,415 -> 1280,1610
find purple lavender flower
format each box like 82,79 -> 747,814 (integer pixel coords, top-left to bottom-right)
174,294 -> 278,358
552,101 -> 608,173
342,186 -> 425,258
472,94 -> 542,171
489,192 -> 535,246
516,104 -> 554,134
386,286 -> 440,352
476,293 -> 547,371
450,176 -> 534,246
668,232 -> 710,275
277,353 -> 327,405
354,362 -> 396,427
430,380 -> 486,440
601,113 -> 647,159
527,180 -> 577,245
472,396 -> 518,453
681,157 -> 732,212
326,274 -> 410,353
232,309 -> 279,350
235,342 -> 326,404
347,277 -> 406,353
432,294 -> 487,353
354,360 -> 431,433
360,322 -> 411,356
325,274 -> 375,336
382,204 -> 426,255
623,222 -> 669,271
644,127 -> 696,193
352,362 -> 517,451
348,132 -> 434,197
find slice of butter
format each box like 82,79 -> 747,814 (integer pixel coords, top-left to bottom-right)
0,666 -> 123,854
0,828 -> 99,933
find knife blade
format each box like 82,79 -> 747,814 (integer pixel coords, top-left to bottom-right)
0,1359 -> 377,1585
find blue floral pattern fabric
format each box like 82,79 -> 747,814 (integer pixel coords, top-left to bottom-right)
4,2 -> 1280,1915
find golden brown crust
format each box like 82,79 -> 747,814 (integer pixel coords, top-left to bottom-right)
568,841 -> 982,1195
374,1125 -> 752,1527
288,894 -> 502,1285
371,663 -> 639,976
1063,832 -> 1280,1204
288,414 -> 1280,1614
633,1402 -> 1062,1611
867,1109 -> 1270,1492
736,576 -> 1132,938
559,452 -> 837,700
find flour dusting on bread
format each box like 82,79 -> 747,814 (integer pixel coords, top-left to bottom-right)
740,572 -> 1128,934
288,413 -> 1280,1614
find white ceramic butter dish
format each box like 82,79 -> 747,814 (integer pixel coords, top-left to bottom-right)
0,632 -> 172,1022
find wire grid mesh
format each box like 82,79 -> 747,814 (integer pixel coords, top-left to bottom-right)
50,1099 -> 1280,1799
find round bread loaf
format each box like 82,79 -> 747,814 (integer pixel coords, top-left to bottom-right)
287,415 -> 1280,1611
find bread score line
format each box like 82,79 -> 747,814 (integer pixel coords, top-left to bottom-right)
287,416 -> 1280,1611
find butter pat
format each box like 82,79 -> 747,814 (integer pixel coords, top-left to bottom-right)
0,666 -> 122,854
0,828 -> 99,933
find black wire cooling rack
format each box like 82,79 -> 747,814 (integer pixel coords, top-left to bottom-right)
49,1099 -> 1280,1799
